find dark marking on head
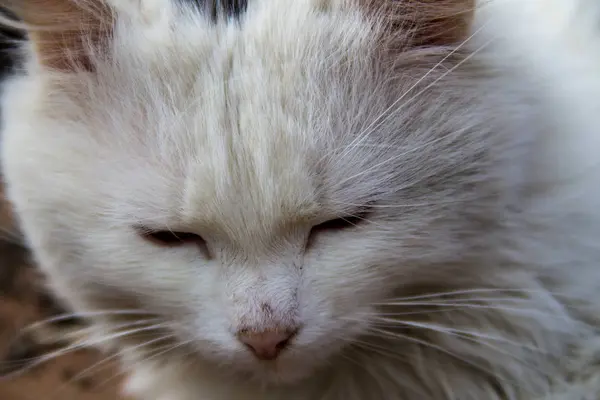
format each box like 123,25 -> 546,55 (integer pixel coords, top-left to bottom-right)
181,0 -> 248,21
0,7 -> 25,79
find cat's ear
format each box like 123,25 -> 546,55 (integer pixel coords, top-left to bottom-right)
361,0 -> 476,47
3,0 -> 114,72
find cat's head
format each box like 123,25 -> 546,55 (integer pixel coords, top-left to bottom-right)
2,0 -> 526,384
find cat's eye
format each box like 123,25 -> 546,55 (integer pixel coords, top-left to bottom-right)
306,210 -> 372,250
310,207 -> 373,235
312,215 -> 365,232
137,227 -> 211,258
140,229 -> 204,247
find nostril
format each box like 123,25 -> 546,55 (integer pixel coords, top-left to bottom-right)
237,329 -> 298,361
275,337 -> 291,351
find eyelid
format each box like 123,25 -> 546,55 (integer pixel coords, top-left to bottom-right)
325,204 -> 373,222
304,207 -> 373,251
311,206 -> 374,231
135,226 -> 204,245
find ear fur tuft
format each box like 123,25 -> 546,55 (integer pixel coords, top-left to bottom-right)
361,0 -> 476,48
1,0 -> 113,71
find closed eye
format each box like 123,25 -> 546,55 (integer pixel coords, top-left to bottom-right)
311,215 -> 366,232
138,229 -> 204,247
309,206 -> 373,237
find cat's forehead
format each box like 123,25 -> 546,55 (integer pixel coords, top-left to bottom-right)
150,57 -> 367,235
32,0 -> 461,236
83,2 -> 384,223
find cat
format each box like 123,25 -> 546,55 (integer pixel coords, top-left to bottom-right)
1,0 -> 600,399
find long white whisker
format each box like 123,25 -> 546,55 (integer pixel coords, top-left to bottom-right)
21,310 -> 157,333
367,327 -> 495,371
0,323 -> 169,380
378,288 -> 578,302
335,38 -> 494,188
357,34 -> 493,147
338,21 -> 490,162
90,341 -> 181,393
366,326 -> 527,390
3,318 -> 161,368
332,195 -> 483,209
0,227 -> 22,243
338,125 -> 472,186
369,317 -> 548,354
93,339 -> 194,392
51,335 -> 176,400
379,297 -> 552,305
374,302 -> 573,321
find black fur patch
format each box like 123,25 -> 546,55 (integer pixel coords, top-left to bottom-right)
0,7 -> 25,79
182,0 -> 248,21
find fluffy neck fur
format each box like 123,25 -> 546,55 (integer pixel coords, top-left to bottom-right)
1,0 -> 600,399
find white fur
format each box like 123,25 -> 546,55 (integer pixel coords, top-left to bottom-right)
2,0 -> 600,399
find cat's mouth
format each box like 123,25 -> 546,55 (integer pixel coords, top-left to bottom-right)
183,329 -> 335,384
222,321 -> 370,385
237,348 -> 325,385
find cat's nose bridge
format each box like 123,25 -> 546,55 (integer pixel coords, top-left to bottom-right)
228,261 -> 302,330
231,280 -> 300,335
234,290 -> 300,327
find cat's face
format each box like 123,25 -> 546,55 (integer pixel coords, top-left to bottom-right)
2,0 -> 497,384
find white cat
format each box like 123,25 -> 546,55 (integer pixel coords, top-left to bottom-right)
2,0 -> 600,399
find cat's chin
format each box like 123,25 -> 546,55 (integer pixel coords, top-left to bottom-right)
223,349 -> 325,385
247,360 -> 316,385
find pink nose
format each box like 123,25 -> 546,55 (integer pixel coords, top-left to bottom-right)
237,329 -> 296,360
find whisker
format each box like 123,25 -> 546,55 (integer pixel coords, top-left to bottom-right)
331,195 -> 483,209
365,326 -> 526,391
346,336 -> 412,364
342,339 -> 439,398
377,297 -> 556,306
363,318 -> 565,383
0,227 -> 22,243
3,318 -> 161,367
0,323 -> 169,380
377,288 -> 584,302
49,334 -> 176,400
373,302 -> 575,323
367,326 -> 489,366
20,310 -> 157,333
338,21 -> 490,162
368,317 -> 549,354
93,338 -> 194,392
335,38 -> 494,188
87,342 -> 179,394
371,308 -> 467,317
